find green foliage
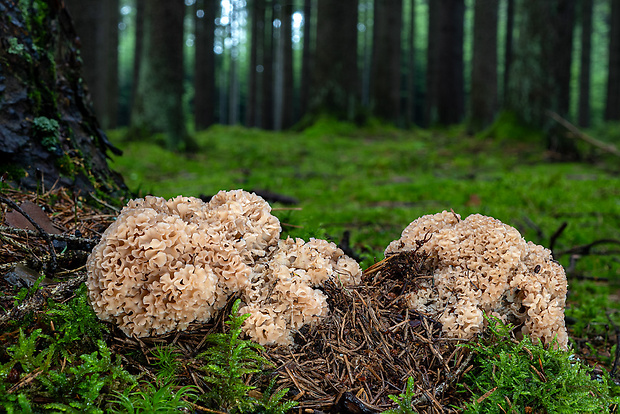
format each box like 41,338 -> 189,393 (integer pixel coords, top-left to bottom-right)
479,110 -> 545,143
33,116 -> 61,153
383,377 -> 417,414
109,382 -> 197,414
566,281 -> 620,339
150,344 -> 182,385
460,316 -> 620,413
12,274 -> 46,307
3,328 -> 51,374
6,37 -> 31,63
39,340 -> 136,413
0,392 -> 34,414
254,378 -> 299,414
198,299 -> 272,412
0,330 -> 45,412
46,284 -> 108,358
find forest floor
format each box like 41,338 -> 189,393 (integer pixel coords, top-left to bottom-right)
1,118 -> 620,412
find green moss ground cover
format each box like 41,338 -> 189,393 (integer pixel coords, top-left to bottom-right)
108,119 -> 620,361
2,119 -> 611,412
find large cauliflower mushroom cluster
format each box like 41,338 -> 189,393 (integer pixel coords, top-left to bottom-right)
386,211 -> 568,349
86,190 -> 361,345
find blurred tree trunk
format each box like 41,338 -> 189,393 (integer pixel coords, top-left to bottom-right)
359,0 -> 372,107
0,1 -> 126,197
281,2 -> 294,129
131,0 -> 145,124
195,0 -> 217,130
312,0 -> 359,120
299,0 -> 313,119
435,0 -> 465,125
503,0 -> 514,103
578,0 -> 593,127
425,0 -> 439,126
371,0 -> 402,123
246,0 -> 260,127
507,0 -> 577,157
227,3 -> 239,125
406,0 -> 416,125
65,0 -> 119,129
468,0 -> 498,132
131,0 -> 192,150
555,0 -> 575,117
262,0 -> 275,129
605,0 -> 620,121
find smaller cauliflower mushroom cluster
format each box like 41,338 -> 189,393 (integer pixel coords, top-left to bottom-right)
386,211 -> 568,349
86,190 -> 361,344
241,237 -> 361,344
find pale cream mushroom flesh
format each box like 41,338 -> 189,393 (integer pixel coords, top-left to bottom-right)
87,190 -> 362,345
386,211 -> 568,349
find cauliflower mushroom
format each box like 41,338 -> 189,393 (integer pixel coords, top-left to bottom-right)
386,211 -> 568,349
87,190 -> 362,344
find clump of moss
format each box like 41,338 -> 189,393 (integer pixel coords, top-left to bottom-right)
459,316 -> 620,413
32,116 -> 60,153
479,111 -> 545,143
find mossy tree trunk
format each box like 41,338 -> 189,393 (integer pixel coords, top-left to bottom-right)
0,0 -> 126,198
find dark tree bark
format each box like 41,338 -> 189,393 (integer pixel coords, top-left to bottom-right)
578,0 -> 593,127
506,0 -> 577,157
468,0 -> 498,132
299,0 -> 313,119
312,0 -> 359,120
503,0 -> 514,103
262,0 -> 275,130
435,0 -> 465,125
281,2 -> 294,129
195,0 -> 217,130
605,0 -> 620,121
65,0 -> 119,129
246,0 -> 260,127
0,1 -> 126,196
131,0 -> 191,150
371,0 -> 402,123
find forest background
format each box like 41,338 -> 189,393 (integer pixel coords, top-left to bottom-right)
1,0 -> 620,411
68,0 -> 620,151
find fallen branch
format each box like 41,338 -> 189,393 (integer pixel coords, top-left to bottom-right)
0,225 -> 99,251
556,239 -> 620,256
0,196 -> 58,274
547,111 -> 620,157
0,272 -> 87,325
